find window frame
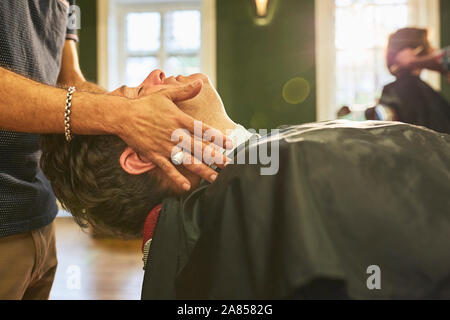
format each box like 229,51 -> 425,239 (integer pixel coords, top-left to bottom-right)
97,0 -> 216,90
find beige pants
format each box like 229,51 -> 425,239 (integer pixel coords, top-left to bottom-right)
0,222 -> 57,300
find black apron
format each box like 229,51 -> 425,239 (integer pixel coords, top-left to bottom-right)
379,75 -> 450,134
142,121 -> 450,299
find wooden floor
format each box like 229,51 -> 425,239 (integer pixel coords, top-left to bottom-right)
49,217 -> 144,300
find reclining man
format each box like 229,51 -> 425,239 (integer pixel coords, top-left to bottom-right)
40,69 -> 450,300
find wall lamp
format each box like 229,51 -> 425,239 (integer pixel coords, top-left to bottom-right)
255,0 -> 269,17
250,0 -> 278,26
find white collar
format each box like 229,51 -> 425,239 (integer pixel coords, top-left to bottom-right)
224,125 -> 255,157
208,125 -> 255,171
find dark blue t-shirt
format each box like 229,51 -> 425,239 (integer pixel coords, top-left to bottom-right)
0,0 -> 77,237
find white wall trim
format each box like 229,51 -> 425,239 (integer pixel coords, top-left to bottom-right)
202,0 -> 217,86
315,0 -> 336,121
97,0 -> 110,89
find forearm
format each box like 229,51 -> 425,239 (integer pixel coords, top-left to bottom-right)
411,51 -> 447,73
62,76 -> 108,94
58,65 -> 107,94
0,66 -> 125,135
77,80 -> 107,94
57,39 -> 107,94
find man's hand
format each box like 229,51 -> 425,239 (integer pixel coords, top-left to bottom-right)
116,80 -> 232,191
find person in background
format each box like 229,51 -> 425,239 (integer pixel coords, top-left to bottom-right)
374,28 -> 450,134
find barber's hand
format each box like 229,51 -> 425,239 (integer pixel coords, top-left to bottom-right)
118,80 -> 233,191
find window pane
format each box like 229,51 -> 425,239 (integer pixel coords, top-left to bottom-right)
335,0 -> 353,6
336,6 -> 375,50
375,48 -> 395,95
126,57 -> 159,87
165,10 -> 201,53
336,50 -> 376,108
374,5 -> 408,47
126,12 -> 161,52
373,0 -> 407,4
164,55 -> 201,76
336,0 -> 408,6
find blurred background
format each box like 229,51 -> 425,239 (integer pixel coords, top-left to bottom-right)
76,0 -> 449,128
51,0 -> 449,299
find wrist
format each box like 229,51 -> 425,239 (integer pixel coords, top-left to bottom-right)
103,94 -> 133,136
70,91 -> 132,136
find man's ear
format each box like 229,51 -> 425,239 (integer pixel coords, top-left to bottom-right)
120,147 -> 156,175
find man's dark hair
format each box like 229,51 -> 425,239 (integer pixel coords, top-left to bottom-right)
40,134 -> 171,238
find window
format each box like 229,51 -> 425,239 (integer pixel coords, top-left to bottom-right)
123,9 -> 201,86
315,0 -> 440,120
335,0 -> 409,111
98,0 -> 216,90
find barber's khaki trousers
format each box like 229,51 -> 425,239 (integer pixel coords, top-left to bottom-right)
0,222 -> 57,300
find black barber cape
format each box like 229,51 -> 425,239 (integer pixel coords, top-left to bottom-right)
142,121 -> 450,300
379,75 -> 450,134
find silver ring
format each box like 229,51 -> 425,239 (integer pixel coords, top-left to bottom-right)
171,150 -> 184,166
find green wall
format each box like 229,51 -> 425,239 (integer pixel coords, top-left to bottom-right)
217,0 -> 316,129
441,0 -> 450,102
78,0 -> 98,83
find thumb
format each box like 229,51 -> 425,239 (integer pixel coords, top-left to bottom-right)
165,79 -> 203,102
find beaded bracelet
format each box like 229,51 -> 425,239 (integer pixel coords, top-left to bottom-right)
64,86 -> 76,142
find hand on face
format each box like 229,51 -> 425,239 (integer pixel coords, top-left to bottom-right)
109,69 -> 210,99
111,70 -> 232,193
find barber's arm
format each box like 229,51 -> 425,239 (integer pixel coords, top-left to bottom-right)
0,66 -> 231,191
394,46 -> 450,75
